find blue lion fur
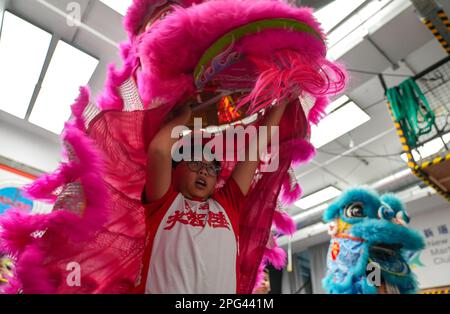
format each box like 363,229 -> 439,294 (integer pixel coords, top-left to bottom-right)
322,187 -> 425,294
323,187 -> 381,223
322,240 -> 378,294
380,193 -> 410,223
350,219 -> 425,251
382,269 -> 420,294
380,194 -> 405,213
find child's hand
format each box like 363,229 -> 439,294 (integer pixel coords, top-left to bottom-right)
146,105 -> 192,202
231,98 -> 289,196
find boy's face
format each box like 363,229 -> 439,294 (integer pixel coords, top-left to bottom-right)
173,159 -> 219,200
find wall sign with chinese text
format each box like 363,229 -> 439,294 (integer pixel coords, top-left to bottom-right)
409,207 -> 450,289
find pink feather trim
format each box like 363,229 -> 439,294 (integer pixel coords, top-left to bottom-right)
136,0 -> 331,108
25,88 -> 95,203
0,121 -> 109,293
288,138 -> 316,168
238,51 -> 347,115
0,210 -> 50,256
278,138 -> 315,205
57,125 -> 109,238
308,96 -> 329,125
265,246 -> 287,270
14,244 -> 55,294
252,236 -> 287,292
280,177 -> 302,206
252,261 -> 267,294
97,52 -> 137,110
124,0 -> 203,39
23,168 -> 68,203
273,210 -> 296,236
70,86 -> 91,132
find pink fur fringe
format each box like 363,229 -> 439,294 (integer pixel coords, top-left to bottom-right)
273,210 -> 296,236
252,237 -> 287,293
1,0 -> 347,294
277,139 -> 315,205
136,0 -> 333,107
124,0 -> 203,39
239,51 -> 347,116
70,87 -> 91,132
308,96 -> 330,125
280,177 -> 302,207
15,244 -> 55,294
123,0 -> 347,121
265,246 -> 287,270
253,136 -> 318,292
252,261 -> 267,294
0,211 -> 50,256
56,124 -> 109,240
97,43 -> 138,110
0,89 -> 109,293
24,87 -> 92,203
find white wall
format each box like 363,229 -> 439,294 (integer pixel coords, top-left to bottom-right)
409,204 -> 450,289
0,111 -> 61,173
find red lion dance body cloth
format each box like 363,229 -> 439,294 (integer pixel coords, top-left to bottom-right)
0,0 -> 346,294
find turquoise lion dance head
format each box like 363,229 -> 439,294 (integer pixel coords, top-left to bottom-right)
322,187 -> 425,294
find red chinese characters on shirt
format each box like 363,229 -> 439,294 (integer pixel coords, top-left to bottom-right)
164,200 -> 230,230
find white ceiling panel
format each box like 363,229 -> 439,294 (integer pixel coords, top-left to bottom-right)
369,5 -> 436,64
8,0 -> 91,42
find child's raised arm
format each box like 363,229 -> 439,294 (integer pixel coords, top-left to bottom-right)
231,101 -> 288,196
145,106 -> 192,202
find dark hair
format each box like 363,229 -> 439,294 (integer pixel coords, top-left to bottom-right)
171,144 -> 221,170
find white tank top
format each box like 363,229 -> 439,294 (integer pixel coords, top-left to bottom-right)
145,194 -> 237,294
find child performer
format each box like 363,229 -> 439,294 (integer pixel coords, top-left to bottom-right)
137,100 -> 288,293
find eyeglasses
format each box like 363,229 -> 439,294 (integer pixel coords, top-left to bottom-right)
186,161 -> 221,177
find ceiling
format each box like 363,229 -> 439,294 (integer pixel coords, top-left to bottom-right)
0,0 -> 449,209
292,1 -> 449,211
2,0 -> 126,95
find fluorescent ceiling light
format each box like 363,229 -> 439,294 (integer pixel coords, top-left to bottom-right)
445,132 -> 450,143
327,0 -> 391,46
400,132 -> 450,162
98,0 -> 133,16
310,101 -> 371,148
292,203 -> 329,224
0,12 -> 51,119
325,95 -> 350,114
327,26 -> 367,60
29,41 -> 98,134
295,186 -> 342,210
327,0 -> 407,60
314,0 -> 366,33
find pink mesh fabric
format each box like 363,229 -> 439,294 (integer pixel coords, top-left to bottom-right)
0,94 -> 309,294
0,0 -> 347,294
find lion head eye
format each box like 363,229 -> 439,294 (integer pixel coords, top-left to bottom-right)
378,204 -> 395,220
344,202 -> 365,218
